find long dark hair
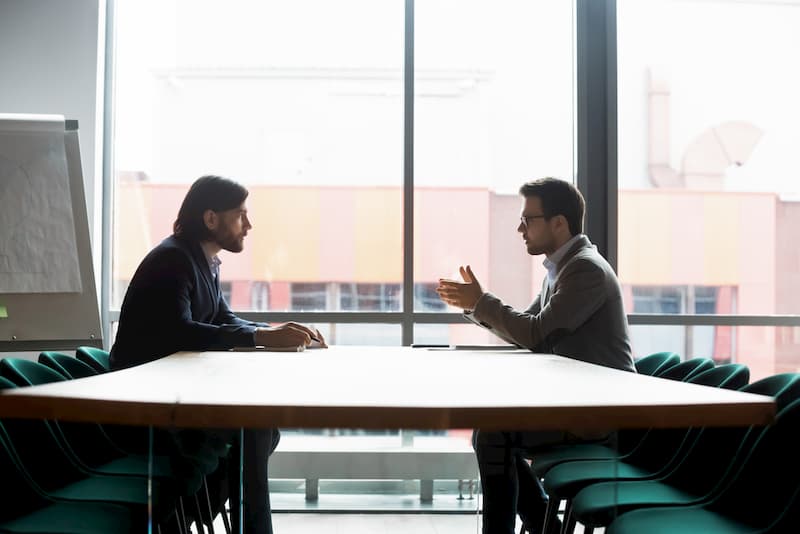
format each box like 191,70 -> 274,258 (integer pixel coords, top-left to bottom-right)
173,175 -> 249,241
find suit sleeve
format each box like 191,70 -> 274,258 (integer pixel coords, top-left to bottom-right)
471,259 -> 607,351
214,294 -> 268,328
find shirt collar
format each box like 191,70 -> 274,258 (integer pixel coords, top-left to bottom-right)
542,233 -> 583,283
200,242 -> 222,277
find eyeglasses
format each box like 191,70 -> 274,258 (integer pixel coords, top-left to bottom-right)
520,214 -> 547,228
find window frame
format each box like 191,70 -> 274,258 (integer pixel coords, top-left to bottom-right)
101,0 -> 800,350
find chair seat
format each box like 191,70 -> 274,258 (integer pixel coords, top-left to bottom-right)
572,479 -> 704,527
532,443 -> 620,477
543,459 -> 654,499
93,454 -> 173,479
0,501 -> 133,534
49,474 -> 166,507
607,505 -> 758,534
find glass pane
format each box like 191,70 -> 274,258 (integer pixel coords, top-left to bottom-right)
617,0 -> 800,315
272,428 -> 479,512
312,323 -> 401,347
413,0 -> 574,312
414,323 -> 515,347
630,324 -> 800,382
113,0 -> 404,311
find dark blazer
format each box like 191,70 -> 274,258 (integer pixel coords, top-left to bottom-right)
470,235 -> 635,373
110,235 -> 263,370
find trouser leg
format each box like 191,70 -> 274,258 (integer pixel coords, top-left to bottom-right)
473,429 -> 573,534
229,428 -> 281,534
515,451 -> 549,530
473,430 -> 518,534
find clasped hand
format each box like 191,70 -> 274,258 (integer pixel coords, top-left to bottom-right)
436,265 -> 483,312
255,322 -> 327,348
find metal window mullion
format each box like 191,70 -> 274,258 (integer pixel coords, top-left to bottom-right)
101,0 -> 116,350
107,309 -> 800,328
575,0 -> 617,268
402,0 -> 415,345
628,314 -> 800,327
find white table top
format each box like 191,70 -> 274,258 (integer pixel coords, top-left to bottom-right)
0,346 -> 774,430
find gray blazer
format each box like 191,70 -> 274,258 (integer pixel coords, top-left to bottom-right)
470,235 -> 635,373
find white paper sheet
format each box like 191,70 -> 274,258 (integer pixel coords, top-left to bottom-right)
0,116 -> 82,293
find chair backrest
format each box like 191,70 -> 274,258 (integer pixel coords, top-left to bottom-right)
0,422 -> 53,522
1,357 -> 123,470
0,357 -> 67,387
764,481 -> 800,532
665,372 -> 800,497
688,363 -> 749,390
742,373 -> 800,412
657,357 -> 715,382
707,398 -> 800,529
39,351 -> 99,380
635,352 -> 680,376
76,346 -> 111,373
0,411 -> 96,494
0,375 -> 17,391
625,361 -> 739,473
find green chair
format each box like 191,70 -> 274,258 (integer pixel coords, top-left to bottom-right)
32,355 -> 230,534
531,358 -> 715,480
540,360 -> 730,534
0,365 -> 181,527
569,372 -> 800,532
0,375 -> 138,534
606,398 -> 800,534
656,357 -> 715,382
75,346 -> 111,374
0,358 -> 151,474
634,352 -> 680,376
39,351 -> 99,380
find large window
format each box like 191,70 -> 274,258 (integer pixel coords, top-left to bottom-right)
617,0 -> 800,380
113,0 -> 405,314
111,0 -> 574,510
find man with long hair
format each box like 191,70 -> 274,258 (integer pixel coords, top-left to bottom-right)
112,175 -> 324,534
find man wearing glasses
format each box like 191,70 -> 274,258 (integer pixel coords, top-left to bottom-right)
437,177 -> 634,534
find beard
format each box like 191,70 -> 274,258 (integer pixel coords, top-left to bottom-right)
212,229 -> 245,253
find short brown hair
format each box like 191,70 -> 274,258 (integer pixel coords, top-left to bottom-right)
519,178 -> 585,236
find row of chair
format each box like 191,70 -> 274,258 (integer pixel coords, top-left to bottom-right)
0,348 -> 230,534
528,351 -> 800,533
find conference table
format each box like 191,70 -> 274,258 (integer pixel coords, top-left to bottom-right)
0,345 -> 774,430
0,346 -> 776,530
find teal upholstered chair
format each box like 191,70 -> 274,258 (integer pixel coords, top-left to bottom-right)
0,425 -> 135,533
540,359 -> 731,534
75,346 -> 111,374
569,372 -> 800,533
634,352 -> 680,376
606,397 -> 800,534
531,358 -> 715,481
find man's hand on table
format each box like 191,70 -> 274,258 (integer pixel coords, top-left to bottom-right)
255,323 -> 328,349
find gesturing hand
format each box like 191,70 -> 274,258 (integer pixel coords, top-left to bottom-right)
435,265 -> 484,312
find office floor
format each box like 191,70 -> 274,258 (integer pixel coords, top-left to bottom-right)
204,513 -> 481,534
203,511 -> 604,534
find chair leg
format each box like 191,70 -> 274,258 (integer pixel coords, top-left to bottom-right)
202,477 -> 216,534
562,502 -> 577,534
220,500 -> 232,534
583,527 -> 594,534
177,499 -> 188,534
542,498 -> 560,534
193,493 -> 206,534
